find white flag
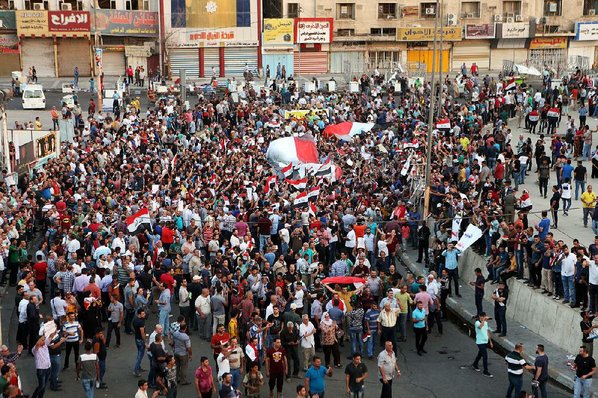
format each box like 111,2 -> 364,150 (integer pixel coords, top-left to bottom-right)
455,224 -> 484,252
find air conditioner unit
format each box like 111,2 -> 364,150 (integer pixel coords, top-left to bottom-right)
506,16 -> 514,23
549,2 -> 557,12
515,14 -> 523,22
60,3 -> 72,10
446,13 -> 457,26
493,14 -> 502,22
32,3 -> 43,10
466,12 -> 474,18
0,20 -> 3,28
590,9 -> 596,15
425,7 -> 435,15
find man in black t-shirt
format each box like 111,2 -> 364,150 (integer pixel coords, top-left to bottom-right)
132,308 -> 147,377
344,353 -> 368,398
573,346 -> 596,397
574,161 -> 588,200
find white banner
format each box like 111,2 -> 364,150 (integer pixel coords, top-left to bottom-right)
451,214 -> 462,241
455,224 -> 483,252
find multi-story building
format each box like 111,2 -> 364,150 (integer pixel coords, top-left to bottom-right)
0,0 -> 160,77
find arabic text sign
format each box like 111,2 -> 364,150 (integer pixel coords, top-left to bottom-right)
16,10 -> 48,37
48,11 -> 90,32
0,11 -> 17,30
295,18 -> 333,44
529,37 -> 567,49
576,22 -> 598,41
397,26 -> 462,41
499,22 -> 529,39
0,34 -> 19,54
263,18 -> 294,45
92,10 -> 158,37
464,24 -> 495,39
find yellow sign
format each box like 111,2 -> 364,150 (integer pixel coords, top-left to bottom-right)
263,18 -> 294,44
397,27 -> 462,41
529,37 -> 567,49
16,10 -> 49,37
284,109 -> 329,119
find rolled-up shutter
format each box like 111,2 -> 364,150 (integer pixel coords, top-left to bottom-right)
169,48 -> 199,78
102,51 -> 126,76
224,47 -> 257,76
262,53 -> 294,77
452,41 -> 490,71
0,53 -> 20,77
21,38 -> 55,77
57,38 -> 91,77
330,51 -> 365,74
203,48 -> 220,77
294,51 -> 328,75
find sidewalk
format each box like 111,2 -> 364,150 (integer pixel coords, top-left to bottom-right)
398,248 -> 592,395
0,76 -> 147,92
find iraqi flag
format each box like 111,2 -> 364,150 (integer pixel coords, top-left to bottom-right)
287,178 -> 307,191
547,107 -> 560,118
504,78 -> 517,91
314,162 -> 332,177
264,175 -> 277,194
266,135 -> 319,164
436,118 -> 451,130
307,186 -> 320,202
292,191 -> 309,209
323,122 -> 375,141
281,163 -> 294,178
126,208 -> 152,234
309,202 -> 317,217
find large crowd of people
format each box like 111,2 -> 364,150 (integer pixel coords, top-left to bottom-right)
1,64 -> 598,398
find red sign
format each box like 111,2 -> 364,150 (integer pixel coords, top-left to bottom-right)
48,11 -> 90,32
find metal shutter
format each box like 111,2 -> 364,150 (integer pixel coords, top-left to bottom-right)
330,51 -> 365,74
203,48 -> 220,77
127,55 -> 147,71
452,41 -> 490,71
262,53 -> 294,77
0,54 -> 20,77
102,51 -> 126,76
57,38 -> 91,77
293,51 -> 328,75
170,48 -> 199,78
21,38 -> 55,78
224,47 -> 257,76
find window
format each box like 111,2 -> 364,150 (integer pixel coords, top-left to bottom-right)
24,0 -> 48,9
97,0 -> 116,8
337,29 -> 355,36
543,0 -> 562,15
370,27 -> 396,36
420,2 -> 437,17
502,1 -> 521,18
583,0 -> 598,15
378,3 -> 397,19
287,3 -> 299,18
368,50 -> 400,68
337,3 -> 355,19
461,1 -> 480,18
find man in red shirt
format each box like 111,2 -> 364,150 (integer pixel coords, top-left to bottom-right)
211,324 -> 230,370
161,225 -> 175,251
266,338 -> 288,398
159,268 -> 176,294
33,254 -> 48,301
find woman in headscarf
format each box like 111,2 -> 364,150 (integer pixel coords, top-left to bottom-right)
319,311 -> 341,368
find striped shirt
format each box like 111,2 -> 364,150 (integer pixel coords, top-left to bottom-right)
505,351 -> 526,375
63,321 -> 81,343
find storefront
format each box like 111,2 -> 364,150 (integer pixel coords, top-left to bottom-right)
330,49 -> 366,75
398,27 -> 461,73
528,37 -> 568,76
491,22 -> 534,71
16,11 -> 55,77
49,11 -> 91,77
453,24 -> 495,70
262,19 -> 294,77
91,10 -> 159,76
169,48 -> 199,78
572,22 -> 598,69
224,46 -> 258,76
0,12 -> 18,77
293,18 -> 333,76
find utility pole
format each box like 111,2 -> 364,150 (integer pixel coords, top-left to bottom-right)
424,0 -> 439,190
437,0 -> 444,117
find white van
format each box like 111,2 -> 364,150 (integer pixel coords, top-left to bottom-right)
22,84 -> 46,110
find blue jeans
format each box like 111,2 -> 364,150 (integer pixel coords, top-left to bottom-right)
397,313 -> 408,340
231,367 -> 241,390
349,386 -> 364,398
576,180 -> 586,200
159,309 -> 170,335
350,328 -> 363,355
472,343 -> 488,372
515,250 -> 524,278
593,220 -> 598,236
32,367 -> 51,398
81,379 -> 95,398
574,376 -> 593,398
366,330 -> 378,357
134,338 -> 146,374
259,234 -> 269,252
98,358 -> 106,383
507,374 -> 523,398
562,275 -> 576,302
563,198 -> 572,213
583,143 -> 592,161
50,354 -> 61,389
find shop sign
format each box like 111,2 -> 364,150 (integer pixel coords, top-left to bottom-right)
48,11 -> 90,32
92,10 -> 158,36
0,11 -> 17,30
294,18 -> 333,44
0,34 -> 18,54
16,10 -> 48,36
263,18 -> 294,45
575,22 -> 598,41
499,22 -> 530,39
529,37 -> 567,49
464,24 -> 495,39
397,26 -> 462,41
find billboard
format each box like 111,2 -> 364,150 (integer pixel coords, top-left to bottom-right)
397,26 -> 462,41
263,18 -> 293,45
92,10 -> 158,37
464,24 -> 495,39
0,34 -> 19,54
575,22 -> 598,41
294,18 -> 333,44
16,10 -> 48,37
48,11 -> 90,33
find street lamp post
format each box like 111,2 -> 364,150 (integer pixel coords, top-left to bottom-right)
424,0 -> 439,191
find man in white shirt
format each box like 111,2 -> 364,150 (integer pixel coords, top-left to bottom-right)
561,246 -> 577,306
112,231 -> 127,253
299,314 -> 315,371
588,255 -> 598,313
17,291 -> 30,346
345,225 -> 356,256
217,343 -> 232,381
195,288 -> 212,340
